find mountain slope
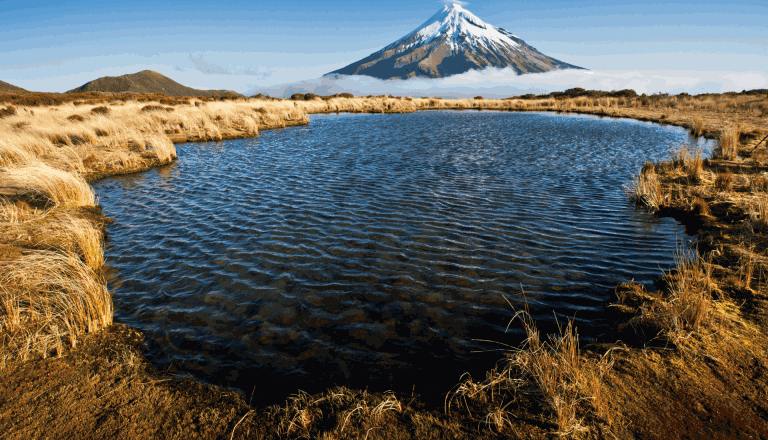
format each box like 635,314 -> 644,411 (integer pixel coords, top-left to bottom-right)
327,3 -> 583,80
0,80 -> 28,94
67,70 -> 241,97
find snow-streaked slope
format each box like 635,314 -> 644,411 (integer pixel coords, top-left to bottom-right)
389,4 -> 519,53
327,3 -> 583,80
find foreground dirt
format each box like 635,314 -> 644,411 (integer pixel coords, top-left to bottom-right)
0,325 -> 530,440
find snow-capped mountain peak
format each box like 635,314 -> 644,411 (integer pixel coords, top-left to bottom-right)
327,3 -> 583,80
391,3 -> 519,53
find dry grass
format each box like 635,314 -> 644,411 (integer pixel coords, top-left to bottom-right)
0,204 -> 103,270
655,251 -> 717,341
627,166 -> 666,212
448,304 -> 615,436
715,127 -> 740,160
692,117 -> 705,137
747,197 -> 768,233
671,144 -> 704,183
32,213 -> 104,269
0,137 -> 38,167
0,164 -> 95,207
271,387 -> 404,438
0,249 -> 112,362
614,246 -> 762,367
714,171 -> 733,191
0,200 -> 39,223
505,311 -> 614,435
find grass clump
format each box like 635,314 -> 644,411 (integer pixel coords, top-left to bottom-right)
448,305 -> 615,436
269,387 -> 404,438
627,166 -> 665,212
33,213 -> 104,270
0,204 -> 103,270
0,164 -> 95,207
714,172 -> 733,192
715,127 -> 740,160
90,106 -> 110,115
747,197 -> 768,233
657,251 -> 716,340
691,116 -> 704,136
0,106 -> 18,119
0,249 -> 112,362
0,138 -> 37,167
620,248 -> 754,355
141,105 -> 174,113
0,164 -> 93,206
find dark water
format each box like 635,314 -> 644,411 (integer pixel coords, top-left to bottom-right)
93,111 -> 707,403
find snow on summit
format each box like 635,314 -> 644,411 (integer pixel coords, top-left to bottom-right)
391,3 -> 519,53
328,3 -> 583,80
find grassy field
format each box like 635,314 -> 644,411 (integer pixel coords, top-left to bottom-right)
1,90 -> 767,438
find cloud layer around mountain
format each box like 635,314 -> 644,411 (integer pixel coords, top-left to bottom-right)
251,68 -> 768,98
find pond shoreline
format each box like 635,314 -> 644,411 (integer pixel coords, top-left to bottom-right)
1,94 -> 767,438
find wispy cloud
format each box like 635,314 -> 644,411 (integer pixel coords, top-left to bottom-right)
548,38 -> 768,46
244,66 -> 274,79
189,57 -> 232,75
0,59 -> 68,71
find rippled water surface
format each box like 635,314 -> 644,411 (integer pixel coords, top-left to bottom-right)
94,111 -> 703,402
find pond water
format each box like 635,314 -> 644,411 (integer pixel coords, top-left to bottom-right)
93,111 -> 709,404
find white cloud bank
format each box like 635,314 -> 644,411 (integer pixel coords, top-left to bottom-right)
250,68 -> 768,99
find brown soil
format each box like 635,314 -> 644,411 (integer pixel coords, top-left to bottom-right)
603,347 -> 768,440
0,325 -> 532,440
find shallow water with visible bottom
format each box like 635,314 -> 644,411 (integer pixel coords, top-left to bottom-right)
93,111 -> 708,404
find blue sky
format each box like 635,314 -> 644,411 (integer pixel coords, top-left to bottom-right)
1,0 -> 766,93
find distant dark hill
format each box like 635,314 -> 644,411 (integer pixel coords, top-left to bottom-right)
67,70 -> 241,97
0,80 -> 28,93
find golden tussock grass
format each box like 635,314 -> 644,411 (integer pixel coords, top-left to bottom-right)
0,164 -> 95,207
269,387 -> 404,438
0,200 -> 38,224
627,166 -> 665,212
447,303 -> 616,436
616,247 -> 763,368
0,137 -> 38,167
747,196 -> 768,234
716,127 -> 740,160
0,249 -> 112,362
714,171 -> 733,191
648,251 -> 718,342
32,213 -> 104,270
0,203 -> 103,270
671,144 -> 704,184
692,117 -> 705,137
748,174 -> 768,193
